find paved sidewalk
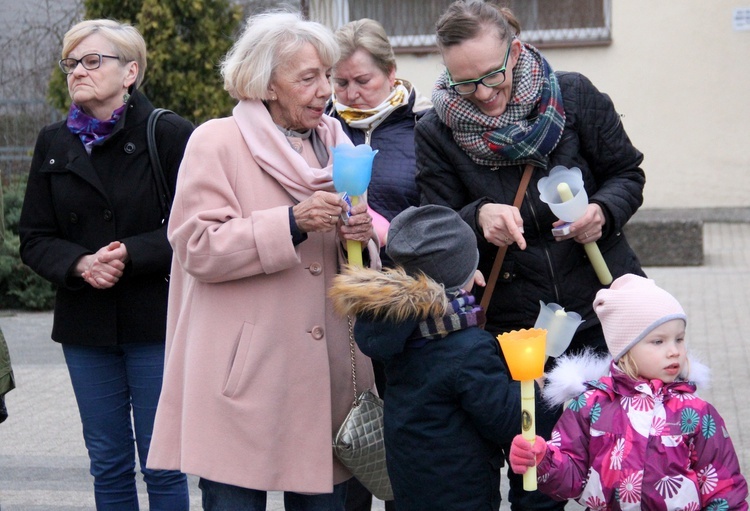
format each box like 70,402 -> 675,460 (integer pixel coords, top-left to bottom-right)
1,222 -> 749,510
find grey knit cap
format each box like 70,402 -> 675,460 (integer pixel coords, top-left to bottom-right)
386,205 -> 479,293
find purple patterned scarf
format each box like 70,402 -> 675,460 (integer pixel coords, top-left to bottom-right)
66,103 -> 126,148
432,42 -> 565,168
408,290 -> 485,346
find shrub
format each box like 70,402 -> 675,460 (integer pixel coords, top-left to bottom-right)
0,177 -> 56,310
48,0 -> 243,125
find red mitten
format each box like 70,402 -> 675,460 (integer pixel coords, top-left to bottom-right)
509,434 -> 547,474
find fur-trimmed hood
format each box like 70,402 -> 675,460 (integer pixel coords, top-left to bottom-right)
330,265 -> 454,360
330,265 -> 450,322
542,349 -> 711,407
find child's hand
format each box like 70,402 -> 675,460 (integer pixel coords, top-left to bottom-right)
509,434 -> 547,474
471,269 -> 486,288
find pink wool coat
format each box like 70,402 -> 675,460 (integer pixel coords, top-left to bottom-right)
147,107 -> 377,493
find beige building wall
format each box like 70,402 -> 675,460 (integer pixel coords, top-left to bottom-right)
396,1 -> 750,209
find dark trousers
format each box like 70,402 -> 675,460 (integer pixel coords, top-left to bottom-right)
345,477 -> 396,511
63,343 -> 189,511
200,478 -> 347,511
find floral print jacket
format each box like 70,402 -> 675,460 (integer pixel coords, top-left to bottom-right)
538,362 -> 748,510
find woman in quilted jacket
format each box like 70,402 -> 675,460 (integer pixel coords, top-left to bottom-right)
510,274 -> 748,510
416,3 -> 647,508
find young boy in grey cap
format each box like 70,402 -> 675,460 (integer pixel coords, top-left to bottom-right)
331,204 -> 522,511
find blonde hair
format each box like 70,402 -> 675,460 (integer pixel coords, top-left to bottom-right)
221,10 -> 339,101
334,18 -> 396,76
62,19 -> 147,88
616,352 -> 640,380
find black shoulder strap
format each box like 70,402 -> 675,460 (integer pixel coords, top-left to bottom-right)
147,108 -> 173,221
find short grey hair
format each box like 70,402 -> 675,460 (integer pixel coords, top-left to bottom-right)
221,10 -> 339,101
62,19 -> 147,88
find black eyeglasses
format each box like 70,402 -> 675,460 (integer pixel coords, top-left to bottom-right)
448,42 -> 513,96
58,53 -> 121,74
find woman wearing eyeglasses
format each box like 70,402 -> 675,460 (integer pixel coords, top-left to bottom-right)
19,19 -> 193,510
416,3 -> 646,509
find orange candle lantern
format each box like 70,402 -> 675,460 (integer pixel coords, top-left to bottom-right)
497,328 -> 546,491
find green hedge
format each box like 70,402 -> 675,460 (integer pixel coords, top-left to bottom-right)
0,178 -> 56,310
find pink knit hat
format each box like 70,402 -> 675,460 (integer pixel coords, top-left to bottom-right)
593,274 -> 687,361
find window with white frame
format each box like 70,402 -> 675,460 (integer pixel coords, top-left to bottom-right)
309,0 -> 611,51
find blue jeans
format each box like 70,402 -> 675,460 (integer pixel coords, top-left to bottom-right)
63,343 -> 189,511
199,478 -> 348,511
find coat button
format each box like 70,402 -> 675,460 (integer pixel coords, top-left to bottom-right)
502,271 -> 511,280
103,210 -> 113,221
49,158 -> 55,164
124,142 -> 136,154
69,212 -> 78,224
309,262 -> 322,275
310,326 -> 324,340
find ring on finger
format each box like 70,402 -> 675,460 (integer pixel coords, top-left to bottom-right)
585,231 -> 590,238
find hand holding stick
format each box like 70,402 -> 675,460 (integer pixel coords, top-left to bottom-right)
556,182 -> 612,285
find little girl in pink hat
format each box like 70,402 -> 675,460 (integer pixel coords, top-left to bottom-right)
509,273 -> 748,510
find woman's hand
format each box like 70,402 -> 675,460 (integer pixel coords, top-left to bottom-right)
338,200 -> 373,244
77,241 -> 129,289
292,191 -> 346,233
553,203 -> 606,244
477,203 -> 526,249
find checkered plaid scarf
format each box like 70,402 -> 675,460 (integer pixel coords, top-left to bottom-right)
408,290 -> 485,346
432,42 -> 565,168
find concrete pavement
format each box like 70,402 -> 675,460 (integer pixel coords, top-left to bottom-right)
1,222 -> 749,510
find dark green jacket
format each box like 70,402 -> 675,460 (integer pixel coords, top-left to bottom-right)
0,328 -> 13,396
0,327 -> 14,423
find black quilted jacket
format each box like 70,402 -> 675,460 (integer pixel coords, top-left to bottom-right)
415,71 -> 646,344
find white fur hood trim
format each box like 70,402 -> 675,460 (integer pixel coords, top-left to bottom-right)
542,350 -> 611,407
542,349 -> 711,407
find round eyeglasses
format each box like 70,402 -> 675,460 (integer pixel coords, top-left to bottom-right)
59,53 -> 121,75
447,42 -> 513,96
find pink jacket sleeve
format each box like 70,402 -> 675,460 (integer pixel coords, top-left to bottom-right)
535,401 -> 593,501
691,404 -> 748,510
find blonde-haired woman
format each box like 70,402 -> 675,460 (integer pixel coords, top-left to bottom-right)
329,18 -> 431,261
147,10 -> 378,510
19,19 -> 193,509
328,18 -> 431,511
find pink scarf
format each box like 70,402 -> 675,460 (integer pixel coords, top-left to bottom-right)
232,100 -> 352,203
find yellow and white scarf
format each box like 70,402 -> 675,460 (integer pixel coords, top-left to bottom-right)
332,80 -> 410,133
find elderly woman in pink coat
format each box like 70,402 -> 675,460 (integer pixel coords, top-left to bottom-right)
147,10 -> 379,510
